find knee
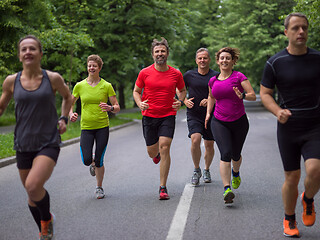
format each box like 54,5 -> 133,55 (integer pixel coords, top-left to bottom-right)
83,158 -> 92,166
221,152 -> 232,162
284,172 -> 300,187
159,144 -> 170,154
307,167 -> 320,181
191,138 -> 201,148
25,180 -> 41,198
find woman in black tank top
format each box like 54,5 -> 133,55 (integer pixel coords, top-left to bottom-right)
0,35 -> 72,239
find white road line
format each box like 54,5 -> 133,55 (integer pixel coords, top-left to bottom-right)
166,183 -> 195,240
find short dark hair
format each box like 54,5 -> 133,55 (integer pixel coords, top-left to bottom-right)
196,48 -> 210,59
151,37 -> 169,54
215,47 -> 240,65
18,35 -> 43,55
284,12 -> 309,29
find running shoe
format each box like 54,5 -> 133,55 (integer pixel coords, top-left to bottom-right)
159,186 -> 170,200
223,188 -> 235,204
283,218 -> 300,238
301,192 -> 316,226
89,164 -> 96,176
95,187 -> 105,199
40,212 -> 55,240
153,153 -> 161,164
203,169 -> 211,183
191,169 -> 202,185
232,175 -> 241,189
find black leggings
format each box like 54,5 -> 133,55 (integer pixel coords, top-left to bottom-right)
211,114 -> 249,162
80,127 -> 109,167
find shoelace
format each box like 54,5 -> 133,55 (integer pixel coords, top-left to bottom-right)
306,203 -> 314,215
160,188 -> 167,193
288,220 -> 297,229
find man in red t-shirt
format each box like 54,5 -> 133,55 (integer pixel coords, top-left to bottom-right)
133,37 -> 186,200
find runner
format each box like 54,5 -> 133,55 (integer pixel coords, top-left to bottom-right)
0,35 -> 73,240
69,54 -> 120,199
133,37 -> 186,200
205,47 -> 256,204
260,12 -> 320,238
182,48 -> 218,185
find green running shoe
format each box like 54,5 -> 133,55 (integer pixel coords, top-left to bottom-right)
223,188 -> 235,204
232,176 -> 241,189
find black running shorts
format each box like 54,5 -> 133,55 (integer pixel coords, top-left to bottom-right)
277,119 -> 320,171
142,115 -> 176,146
16,146 -> 60,169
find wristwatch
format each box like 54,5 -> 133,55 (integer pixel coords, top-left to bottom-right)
110,106 -> 114,112
59,116 -> 68,124
179,100 -> 184,106
242,92 -> 246,100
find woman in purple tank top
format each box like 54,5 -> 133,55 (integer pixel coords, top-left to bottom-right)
205,47 -> 256,204
0,35 -> 72,239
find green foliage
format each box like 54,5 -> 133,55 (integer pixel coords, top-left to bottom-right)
0,133 -> 15,158
202,0 -> 295,88
294,0 -> 320,49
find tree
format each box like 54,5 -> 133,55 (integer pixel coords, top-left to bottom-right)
202,0 -> 295,89
294,0 -> 320,49
83,0 -> 193,108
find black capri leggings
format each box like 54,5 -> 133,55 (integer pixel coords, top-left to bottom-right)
80,127 -> 109,167
211,114 -> 249,162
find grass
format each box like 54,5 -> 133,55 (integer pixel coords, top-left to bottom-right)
0,111 -> 141,159
0,113 -> 16,126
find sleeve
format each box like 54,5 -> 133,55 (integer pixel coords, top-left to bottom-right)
72,83 -> 80,98
261,61 -> 276,89
208,76 -> 216,88
237,72 -> 248,83
176,71 -> 185,90
183,72 -> 189,88
135,70 -> 145,89
108,83 -> 116,97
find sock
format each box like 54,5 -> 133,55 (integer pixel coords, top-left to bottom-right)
303,193 -> 314,204
34,190 -> 51,221
194,167 -> 201,172
285,214 -> 296,221
224,185 -> 231,191
232,169 -> 239,177
28,204 -> 41,232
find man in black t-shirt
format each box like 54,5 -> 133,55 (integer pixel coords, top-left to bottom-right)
260,13 -> 320,238
182,48 -> 218,185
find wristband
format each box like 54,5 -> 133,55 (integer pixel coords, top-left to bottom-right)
59,116 -> 68,124
242,92 -> 246,100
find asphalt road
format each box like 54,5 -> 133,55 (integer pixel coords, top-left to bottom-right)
0,106 -> 319,240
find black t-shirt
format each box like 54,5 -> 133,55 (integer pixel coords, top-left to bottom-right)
261,48 -> 320,119
184,69 -> 219,116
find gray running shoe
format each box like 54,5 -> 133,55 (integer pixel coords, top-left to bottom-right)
191,169 -> 202,185
95,187 -> 105,199
89,164 -> 96,176
203,169 -> 212,183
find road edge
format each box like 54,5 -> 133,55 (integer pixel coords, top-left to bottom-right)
0,121 -> 138,168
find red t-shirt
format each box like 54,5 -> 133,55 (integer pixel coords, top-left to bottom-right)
135,64 -> 185,118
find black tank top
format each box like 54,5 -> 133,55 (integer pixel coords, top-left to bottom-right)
13,70 -> 60,152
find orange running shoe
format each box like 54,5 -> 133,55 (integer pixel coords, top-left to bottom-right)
283,218 -> 300,238
301,191 -> 316,226
40,213 -> 55,240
